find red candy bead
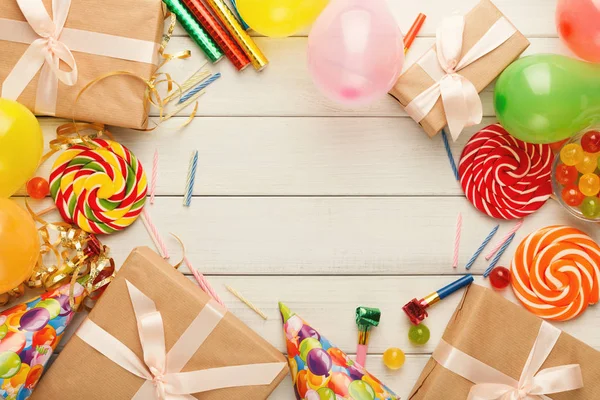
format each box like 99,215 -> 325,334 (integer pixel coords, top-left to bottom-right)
555,163 -> 579,185
581,130 -> 600,154
489,266 -> 511,290
26,177 -> 50,199
562,184 -> 585,206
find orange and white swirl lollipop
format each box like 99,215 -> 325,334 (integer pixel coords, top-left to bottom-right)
511,226 -> 600,321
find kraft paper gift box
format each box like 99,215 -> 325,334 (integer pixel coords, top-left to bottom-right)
0,0 -> 164,129
409,284 -> 600,400
389,0 -> 530,140
31,247 -> 288,399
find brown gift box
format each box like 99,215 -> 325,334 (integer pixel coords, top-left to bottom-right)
409,284 -> 600,400
31,247 -> 288,399
0,0 -> 163,129
389,0 -> 530,137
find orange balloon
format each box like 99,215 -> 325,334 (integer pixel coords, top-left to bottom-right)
0,199 -> 39,293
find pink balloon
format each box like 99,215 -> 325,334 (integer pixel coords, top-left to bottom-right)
307,0 -> 404,106
556,0 -> 600,62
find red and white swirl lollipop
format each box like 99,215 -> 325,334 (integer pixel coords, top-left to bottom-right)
458,124 -> 554,219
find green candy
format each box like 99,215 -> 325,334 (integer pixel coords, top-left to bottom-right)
408,323 -> 430,345
495,54 -> 600,144
0,325 -> 7,340
581,196 -> 600,218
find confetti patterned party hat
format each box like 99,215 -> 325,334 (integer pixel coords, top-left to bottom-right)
0,284 -> 85,400
279,303 -> 399,400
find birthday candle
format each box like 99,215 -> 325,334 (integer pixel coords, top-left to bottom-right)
183,150 -> 199,207
484,233 -> 516,277
465,225 -> 499,270
178,73 -> 221,104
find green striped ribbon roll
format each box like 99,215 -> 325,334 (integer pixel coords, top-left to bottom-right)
162,0 -> 224,63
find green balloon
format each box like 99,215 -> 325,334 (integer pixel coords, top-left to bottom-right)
299,338 -> 321,362
0,324 -> 7,340
0,351 -> 21,379
317,387 -> 336,400
494,54 -> 600,144
348,380 -> 375,400
35,299 -> 61,319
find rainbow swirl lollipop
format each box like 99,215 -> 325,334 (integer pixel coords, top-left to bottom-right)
49,139 -> 147,234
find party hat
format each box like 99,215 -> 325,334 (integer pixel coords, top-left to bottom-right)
0,283 -> 85,400
279,303 -> 399,400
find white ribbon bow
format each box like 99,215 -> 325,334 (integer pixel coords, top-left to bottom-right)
2,0 -> 78,115
404,15 -> 517,140
77,281 -> 285,400
433,322 -> 583,400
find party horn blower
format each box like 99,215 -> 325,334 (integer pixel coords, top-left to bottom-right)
355,306 -> 380,367
162,0 -> 224,63
205,0 -> 268,70
0,283 -> 86,400
402,275 -> 474,325
181,0 -> 250,70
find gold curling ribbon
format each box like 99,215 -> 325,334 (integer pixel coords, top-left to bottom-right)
24,201 -> 115,311
67,13 -> 198,134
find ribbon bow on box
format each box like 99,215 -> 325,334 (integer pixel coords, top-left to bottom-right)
433,321 -> 583,400
0,0 -> 159,115
76,280 -> 285,400
404,15 -> 517,141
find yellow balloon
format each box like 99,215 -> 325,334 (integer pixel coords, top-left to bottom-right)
0,99 -> 43,198
237,0 -> 328,38
0,199 -> 39,294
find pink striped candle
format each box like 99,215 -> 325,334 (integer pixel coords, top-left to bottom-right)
452,213 -> 462,268
485,219 -> 524,260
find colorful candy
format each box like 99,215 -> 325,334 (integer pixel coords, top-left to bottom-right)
579,173 -> 600,196
581,130 -> 600,153
280,303 -> 399,399
489,266 -> 511,290
49,139 -> 147,234
382,348 -> 405,370
511,226 -> 600,321
555,164 -> 579,185
576,152 -> 599,174
560,143 -> 584,166
408,324 -> 430,345
561,185 -> 585,206
459,124 -> 553,220
581,196 -> 600,218
25,178 -> 49,200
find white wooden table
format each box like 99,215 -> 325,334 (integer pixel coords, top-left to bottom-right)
17,0 -> 600,398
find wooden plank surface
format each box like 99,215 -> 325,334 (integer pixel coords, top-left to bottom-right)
18,197 -> 599,276
3,0 -> 594,399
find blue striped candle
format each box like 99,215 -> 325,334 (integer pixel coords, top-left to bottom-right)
442,129 -> 459,181
465,225 -> 499,270
183,150 -> 199,207
484,233 -> 516,277
177,72 -> 222,105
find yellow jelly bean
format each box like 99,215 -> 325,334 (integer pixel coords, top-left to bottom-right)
579,173 -> 600,196
382,347 -> 405,370
576,152 -> 599,174
560,143 -> 584,166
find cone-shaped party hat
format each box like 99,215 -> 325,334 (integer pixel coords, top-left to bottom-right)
279,302 -> 399,400
0,283 -> 85,399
